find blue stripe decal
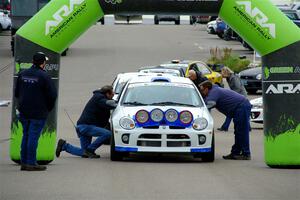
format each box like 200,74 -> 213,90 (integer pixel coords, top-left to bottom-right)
115,146 -> 138,152
191,148 -> 212,152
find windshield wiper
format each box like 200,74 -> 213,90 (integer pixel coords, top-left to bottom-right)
123,101 -> 148,106
150,102 -> 197,107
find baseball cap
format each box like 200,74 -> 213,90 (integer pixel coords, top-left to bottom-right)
33,52 -> 49,63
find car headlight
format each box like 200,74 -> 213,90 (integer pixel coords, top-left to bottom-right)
165,109 -> 178,123
179,110 -> 193,124
193,118 -> 208,130
150,108 -> 164,122
119,117 -> 135,130
256,74 -> 262,80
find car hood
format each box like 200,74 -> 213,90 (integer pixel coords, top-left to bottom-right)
239,67 -> 262,76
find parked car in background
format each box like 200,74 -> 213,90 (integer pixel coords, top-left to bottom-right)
115,15 -> 143,24
250,97 -> 263,124
161,60 -> 223,87
0,0 -> 10,11
190,16 -> 216,25
0,10 -> 11,31
110,75 -> 214,161
207,20 -> 217,34
280,9 -> 300,26
154,15 -> 180,25
215,18 -> 226,39
239,67 -> 262,94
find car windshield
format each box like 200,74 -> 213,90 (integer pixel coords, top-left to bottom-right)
121,83 -> 203,107
197,63 -> 211,75
160,64 -> 188,73
115,80 -> 128,94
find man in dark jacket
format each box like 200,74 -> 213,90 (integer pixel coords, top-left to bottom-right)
15,52 -> 57,171
56,86 -> 116,158
188,69 -> 208,91
199,80 -> 251,160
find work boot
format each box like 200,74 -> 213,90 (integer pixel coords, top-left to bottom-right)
20,164 -> 27,171
82,150 -> 100,158
21,164 -> 47,171
217,127 -> 228,132
56,139 -> 66,158
223,153 -> 251,160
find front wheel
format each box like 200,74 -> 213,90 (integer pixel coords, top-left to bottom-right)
110,133 -> 126,161
194,133 -> 215,162
175,19 -> 180,25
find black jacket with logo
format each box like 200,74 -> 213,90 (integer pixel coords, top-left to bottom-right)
15,65 -> 57,119
77,90 -> 116,128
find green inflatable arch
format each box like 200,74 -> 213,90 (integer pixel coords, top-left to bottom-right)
11,0 -> 300,167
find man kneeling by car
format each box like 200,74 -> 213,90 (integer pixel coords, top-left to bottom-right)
56,86 -> 117,158
199,80 -> 252,160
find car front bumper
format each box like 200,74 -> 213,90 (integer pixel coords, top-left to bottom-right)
113,127 -> 213,153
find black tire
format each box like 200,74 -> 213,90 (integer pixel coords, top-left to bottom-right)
110,132 -> 126,161
246,89 -> 257,94
0,24 -> 3,32
99,17 -> 105,25
190,16 -> 196,25
154,16 -> 159,25
175,19 -> 180,25
194,133 -> 215,162
217,32 -> 224,39
61,49 -> 67,56
201,134 -> 215,162
208,27 -> 215,34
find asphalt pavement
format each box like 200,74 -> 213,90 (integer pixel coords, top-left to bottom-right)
0,18 -> 299,200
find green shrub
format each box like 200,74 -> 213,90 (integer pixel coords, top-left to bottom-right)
207,47 -> 251,73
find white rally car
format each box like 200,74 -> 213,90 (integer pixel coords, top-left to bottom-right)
110,74 -> 214,161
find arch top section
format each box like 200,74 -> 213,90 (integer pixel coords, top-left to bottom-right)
219,0 -> 300,56
99,0 -> 222,15
16,0 -> 104,53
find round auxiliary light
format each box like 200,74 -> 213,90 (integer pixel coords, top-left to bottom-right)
165,109 -> 178,123
179,110 -> 193,124
135,110 -> 149,124
150,108 -> 164,122
199,135 -> 206,145
119,117 -> 135,130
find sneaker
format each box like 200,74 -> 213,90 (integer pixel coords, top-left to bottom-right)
56,139 -> 66,158
217,127 -> 228,132
223,153 -> 251,160
21,164 -> 47,171
82,150 -> 100,159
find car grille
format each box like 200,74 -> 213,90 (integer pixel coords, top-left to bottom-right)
137,134 -> 191,147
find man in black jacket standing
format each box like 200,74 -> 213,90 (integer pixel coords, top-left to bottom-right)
56,86 -> 116,158
15,52 -> 57,171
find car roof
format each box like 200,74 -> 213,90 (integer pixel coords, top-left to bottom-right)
128,74 -> 193,85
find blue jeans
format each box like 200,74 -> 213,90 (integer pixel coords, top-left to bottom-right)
232,102 -> 252,156
19,116 -> 46,165
221,116 -> 232,131
62,124 -> 111,156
